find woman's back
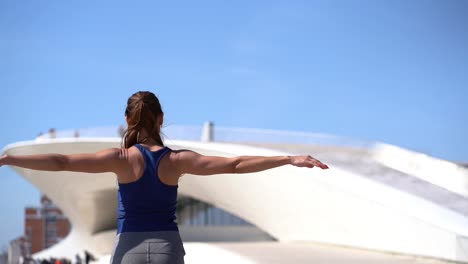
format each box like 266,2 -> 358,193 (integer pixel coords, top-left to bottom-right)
117,144 -> 178,234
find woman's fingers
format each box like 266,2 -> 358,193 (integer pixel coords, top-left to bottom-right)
318,163 -> 329,169
307,156 -> 329,169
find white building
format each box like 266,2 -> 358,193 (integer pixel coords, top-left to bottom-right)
3,124 -> 468,264
7,237 -> 24,264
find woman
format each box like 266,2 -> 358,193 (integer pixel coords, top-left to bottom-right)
0,91 -> 329,264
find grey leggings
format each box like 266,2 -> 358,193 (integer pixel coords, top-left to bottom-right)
110,231 -> 185,264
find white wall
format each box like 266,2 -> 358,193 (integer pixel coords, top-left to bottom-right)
179,226 -> 273,242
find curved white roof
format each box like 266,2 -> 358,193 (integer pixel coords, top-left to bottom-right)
3,127 -> 468,263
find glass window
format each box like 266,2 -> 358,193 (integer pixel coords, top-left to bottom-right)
176,197 -> 253,227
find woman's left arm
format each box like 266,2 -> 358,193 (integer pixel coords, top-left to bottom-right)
0,148 -> 127,174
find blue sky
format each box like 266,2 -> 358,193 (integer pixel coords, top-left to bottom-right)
1,0 -> 467,249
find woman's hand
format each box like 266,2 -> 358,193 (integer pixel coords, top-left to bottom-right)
290,155 -> 329,169
0,155 -> 6,167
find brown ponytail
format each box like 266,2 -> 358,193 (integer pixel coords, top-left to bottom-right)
122,91 -> 164,149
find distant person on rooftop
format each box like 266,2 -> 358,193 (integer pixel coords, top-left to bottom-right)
48,128 -> 56,138
0,91 -> 328,264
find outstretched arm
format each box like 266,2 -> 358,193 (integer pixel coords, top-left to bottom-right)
0,148 -> 128,174
172,150 -> 328,176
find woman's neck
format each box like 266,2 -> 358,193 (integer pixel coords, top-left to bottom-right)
138,130 -> 162,146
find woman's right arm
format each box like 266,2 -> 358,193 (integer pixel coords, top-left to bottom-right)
172,150 -> 328,176
0,149 -> 128,174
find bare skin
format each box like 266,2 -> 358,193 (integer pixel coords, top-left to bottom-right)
0,130 -> 329,186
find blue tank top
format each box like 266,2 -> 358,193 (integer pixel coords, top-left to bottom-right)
117,144 -> 179,234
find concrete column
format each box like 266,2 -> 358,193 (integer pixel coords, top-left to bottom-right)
201,121 -> 214,142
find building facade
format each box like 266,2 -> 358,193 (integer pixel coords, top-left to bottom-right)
8,195 -> 70,263
24,195 -> 70,255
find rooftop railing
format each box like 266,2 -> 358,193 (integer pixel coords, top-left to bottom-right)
36,122 -> 374,149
